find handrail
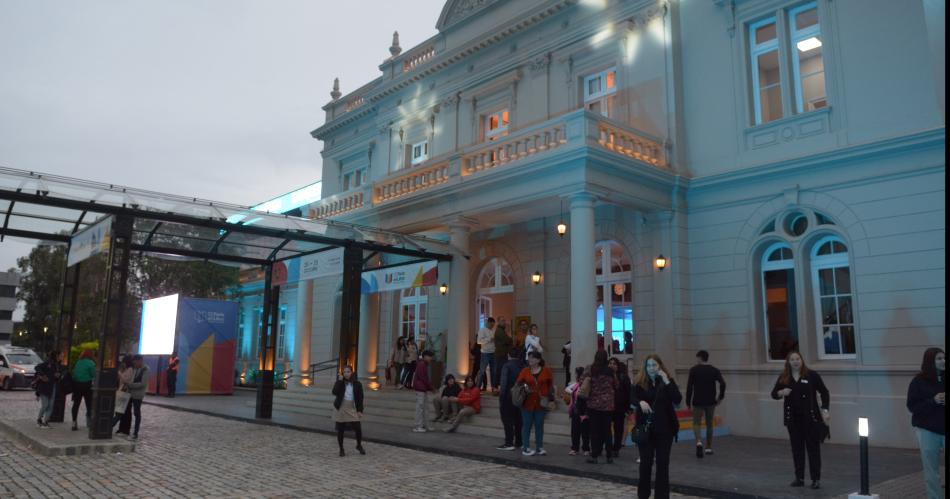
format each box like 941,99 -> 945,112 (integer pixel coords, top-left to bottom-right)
309,358 -> 340,382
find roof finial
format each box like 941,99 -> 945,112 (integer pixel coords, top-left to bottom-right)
390,31 -> 402,57
331,78 -> 341,100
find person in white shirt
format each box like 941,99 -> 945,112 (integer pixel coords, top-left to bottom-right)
525,324 -> 543,360
476,318 -> 497,392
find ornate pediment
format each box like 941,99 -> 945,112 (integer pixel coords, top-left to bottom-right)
436,0 -> 503,31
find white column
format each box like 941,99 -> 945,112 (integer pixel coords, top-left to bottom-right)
357,293 -> 380,380
447,223 -> 472,376
653,211 -> 676,370
569,193 -> 597,370
292,280 -> 313,388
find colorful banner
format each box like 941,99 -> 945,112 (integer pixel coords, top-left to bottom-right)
361,260 -> 438,294
273,247 -> 344,287
67,216 -> 112,266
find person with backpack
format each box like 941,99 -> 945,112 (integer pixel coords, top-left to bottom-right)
906,347 -> 945,499
332,365 -> 365,457
33,350 -> 62,428
445,376 -> 481,433
631,354 -> 682,499
496,347 -> 524,451
567,366 -> 590,456
608,356 -> 632,457
583,350 -> 618,464
70,349 -> 97,431
515,351 -> 555,456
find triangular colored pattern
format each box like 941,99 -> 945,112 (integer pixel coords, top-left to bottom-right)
421,265 -> 438,286
186,334 -> 214,394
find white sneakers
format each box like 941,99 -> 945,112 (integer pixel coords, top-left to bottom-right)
412,427 -> 428,433
521,448 -> 535,456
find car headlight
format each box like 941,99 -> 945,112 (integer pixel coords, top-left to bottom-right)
17,368 -> 26,374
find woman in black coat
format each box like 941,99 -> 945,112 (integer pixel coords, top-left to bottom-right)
906,347 -> 945,499
608,357 -> 632,457
332,365 -> 365,457
770,351 -> 830,490
631,354 -> 682,499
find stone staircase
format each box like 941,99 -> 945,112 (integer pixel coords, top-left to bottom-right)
255,384 -> 575,447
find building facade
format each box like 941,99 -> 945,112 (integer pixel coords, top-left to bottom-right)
248,0 -> 946,448
0,272 -> 20,343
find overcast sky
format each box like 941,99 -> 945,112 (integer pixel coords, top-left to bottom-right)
0,0 -> 444,275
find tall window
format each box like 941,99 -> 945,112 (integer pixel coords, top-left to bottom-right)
595,241 -> 633,354
762,243 -> 798,360
400,287 -> 428,339
341,167 -> 366,191
410,140 -> 429,165
584,67 -> 617,118
276,305 -> 288,360
811,237 -> 854,358
485,109 -> 510,141
749,2 -> 827,125
476,258 -> 514,328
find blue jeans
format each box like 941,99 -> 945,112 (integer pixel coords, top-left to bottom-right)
37,386 -> 56,423
916,427 -> 945,499
521,408 -> 546,451
478,353 -> 496,389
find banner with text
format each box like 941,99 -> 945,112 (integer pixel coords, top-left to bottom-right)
67,216 -> 113,267
361,260 -> 438,294
273,247 -> 344,286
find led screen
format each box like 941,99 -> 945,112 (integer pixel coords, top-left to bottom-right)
139,294 -> 179,355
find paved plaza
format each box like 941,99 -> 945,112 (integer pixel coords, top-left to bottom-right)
0,390 -> 701,498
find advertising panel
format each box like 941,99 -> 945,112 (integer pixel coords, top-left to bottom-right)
138,294 -> 179,356
67,216 -> 112,266
361,260 -> 437,294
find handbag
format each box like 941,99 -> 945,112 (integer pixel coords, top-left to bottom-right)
115,390 -> 132,415
631,413 -> 654,445
511,382 -> 529,407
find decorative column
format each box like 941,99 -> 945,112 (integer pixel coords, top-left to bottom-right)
569,193 -> 597,370
357,292 -> 380,382
292,280 -> 313,388
447,222 -> 472,376
653,211 -> 676,370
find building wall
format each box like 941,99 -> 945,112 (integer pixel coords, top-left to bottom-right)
0,272 -> 19,343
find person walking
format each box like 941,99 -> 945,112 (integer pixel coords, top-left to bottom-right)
567,366 -> 590,456
583,350 -> 617,464
631,354 -> 682,499
561,340 -> 572,387
515,351 -> 555,456
685,350 -> 726,458
608,357 -> 632,457
390,337 -> 407,388
906,347 -> 945,499
125,354 -> 150,440
412,350 -> 435,432
770,351 -> 830,490
332,365 -> 365,457
493,317 -> 513,396
70,349 -> 96,431
166,351 -> 179,397
476,318 -> 496,392
112,355 -> 134,436
401,336 -> 418,390
446,376 -> 481,432
497,348 -> 525,451
33,350 -> 61,428
432,374 -> 461,422
524,324 -> 543,360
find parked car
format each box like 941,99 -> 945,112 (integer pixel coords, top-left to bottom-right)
0,345 -> 42,390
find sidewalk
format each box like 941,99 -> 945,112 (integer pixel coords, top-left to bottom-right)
145,390 -> 933,499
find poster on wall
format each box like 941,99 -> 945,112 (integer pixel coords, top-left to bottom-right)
273,247 -> 344,286
67,216 -> 112,266
361,260 -> 437,294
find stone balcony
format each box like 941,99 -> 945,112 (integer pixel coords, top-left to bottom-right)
309,110 -> 668,220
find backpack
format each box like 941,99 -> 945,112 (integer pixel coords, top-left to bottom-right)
511,382 -> 530,407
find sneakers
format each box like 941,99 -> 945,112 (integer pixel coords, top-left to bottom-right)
71,422 -> 78,431
586,457 -> 599,464
696,442 -> 704,458
521,448 -> 536,456
583,450 -> 591,456
810,481 -> 820,490
40,423 -> 51,429
705,448 -> 714,455
129,434 -> 139,441
412,427 -> 428,433
568,449 -> 578,456
497,445 -> 516,451
356,445 -> 366,455
789,479 -> 805,487
535,448 -> 547,456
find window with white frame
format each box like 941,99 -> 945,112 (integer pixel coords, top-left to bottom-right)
400,287 -> 428,339
595,241 -> 633,355
410,140 -> 429,165
341,167 -> 367,191
762,243 -> 799,360
584,67 -> 617,117
485,109 -> 510,141
476,258 -> 514,328
276,305 -> 288,360
749,2 -> 827,125
811,237 -> 854,358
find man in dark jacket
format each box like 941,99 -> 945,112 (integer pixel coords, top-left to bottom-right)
686,350 -> 726,458
33,351 -> 61,428
412,350 -> 435,432
496,348 -> 525,450
493,317 -> 513,395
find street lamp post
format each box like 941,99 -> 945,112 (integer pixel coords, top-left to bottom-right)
848,417 -> 879,499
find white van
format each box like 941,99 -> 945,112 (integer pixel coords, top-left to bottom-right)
0,345 -> 42,390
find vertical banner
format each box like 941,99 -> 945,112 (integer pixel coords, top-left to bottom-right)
176,298 -> 239,395
361,260 -> 438,294
67,216 -> 113,266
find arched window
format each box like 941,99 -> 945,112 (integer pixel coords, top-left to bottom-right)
400,287 -> 428,340
476,258 -> 513,328
595,241 -> 633,354
762,242 -> 798,361
811,237 -> 855,358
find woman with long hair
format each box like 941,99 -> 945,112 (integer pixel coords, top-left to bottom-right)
631,354 -> 682,499
583,350 -> 617,464
515,351 -> 555,456
608,356 -> 632,457
401,336 -> 418,389
906,347 -> 945,499
332,365 -> 365,457
390,337 -> 407,388
770,351 -> 830,490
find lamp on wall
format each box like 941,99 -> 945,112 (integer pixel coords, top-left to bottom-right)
532,271 -> 542,285
655,254 -> 667,271
439,282 -> 448,295
556,199 -> 567,237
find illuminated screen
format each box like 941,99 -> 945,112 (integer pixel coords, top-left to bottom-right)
139,294 -> 179,355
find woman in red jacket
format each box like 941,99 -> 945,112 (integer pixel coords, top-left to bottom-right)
446,376 -> 481,432
515,351 -> 555,456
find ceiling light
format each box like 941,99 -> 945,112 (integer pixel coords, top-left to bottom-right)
796,37 -> 822,52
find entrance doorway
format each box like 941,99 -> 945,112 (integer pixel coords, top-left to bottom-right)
476,258 -> 514,329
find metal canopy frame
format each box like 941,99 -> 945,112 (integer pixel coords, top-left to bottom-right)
0,166 -> 453,430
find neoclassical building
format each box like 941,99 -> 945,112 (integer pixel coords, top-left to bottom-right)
238,0 -> 945,448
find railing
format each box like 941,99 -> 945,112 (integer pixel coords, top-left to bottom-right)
596,120 -> 666,167
309,358 -> 340,382
402,46 -> 436,72
461,123 -> 568,176
374,161 -> 449,203
344,96 -> 365,113
309,188 -> 365,219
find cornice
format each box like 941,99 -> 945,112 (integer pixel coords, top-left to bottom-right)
311,105 -> 378,140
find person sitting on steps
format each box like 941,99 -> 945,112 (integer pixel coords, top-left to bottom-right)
446,376 -> 481,433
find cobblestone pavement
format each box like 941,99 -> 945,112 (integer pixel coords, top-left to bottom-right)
0,391 -> 702,498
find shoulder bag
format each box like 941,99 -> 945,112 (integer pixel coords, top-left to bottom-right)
511,382 -> 530,407
631,412 -> 654,445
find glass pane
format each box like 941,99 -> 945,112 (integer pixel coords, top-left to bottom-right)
587,100 -> 601,114
817,241 -> 832,256
755,21 -> 777,44
342,175 -> 350,191
823,327 -> 841,355
596,304 -> 605,334
821,297 -> 837,325
818,268 -> 835,296
834,266 -> 851,294
501,110 -> 509,126
588,76 -> 602,96
838,296 -> 853,324
833,241 -> 847,253
611,242 -> 630,273
606,71 -> 615,89
419,303 -> 427,321
798,45 -> 826,112
764,268 -> 799,360
840,326 -> 856,354
795,7 -> 819,31
595,246 -> 604,275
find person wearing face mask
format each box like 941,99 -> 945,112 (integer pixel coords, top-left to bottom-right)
332,365 -> 365,457
906,347 -> 945,499
631,354 -> 682,499
770,351 -> 830,490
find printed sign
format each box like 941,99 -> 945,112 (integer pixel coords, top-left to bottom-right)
361,260 -> 438,294
274,247 -> 344,287
67,216 -> 113,267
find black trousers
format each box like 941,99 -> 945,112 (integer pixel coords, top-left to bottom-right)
111,399 -> 141,435
500,398 -> 523,447
589,409 -> 613,458
788,420 -> 821,481
166,371 -> 177,396
401,361 -> 416,388
336,421 -> 362,449
637,433 -> 674,499
570,413 -> 590,452
70,381 -> 92,423
610,411 -> 627,452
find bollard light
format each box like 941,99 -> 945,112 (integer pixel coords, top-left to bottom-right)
858,417 -> 869,437
848,417 -> 879,499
